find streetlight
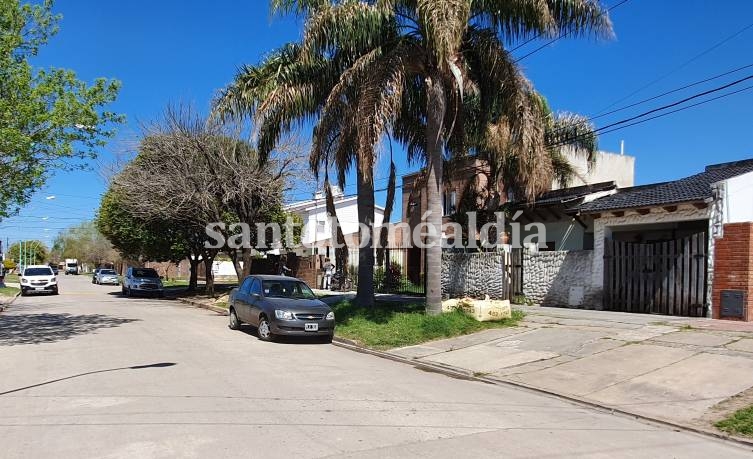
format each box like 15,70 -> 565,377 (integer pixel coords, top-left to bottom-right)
18,195 -> 55,268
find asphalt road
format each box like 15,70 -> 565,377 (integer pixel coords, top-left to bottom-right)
0,275 -> 751,458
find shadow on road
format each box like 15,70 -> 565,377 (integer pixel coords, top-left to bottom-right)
0,362 -> 176,396
0,313 -> 140,346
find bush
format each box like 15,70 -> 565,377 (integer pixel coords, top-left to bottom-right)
374,262 -> 402,291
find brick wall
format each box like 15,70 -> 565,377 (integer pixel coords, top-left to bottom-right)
712,222 -> 753,321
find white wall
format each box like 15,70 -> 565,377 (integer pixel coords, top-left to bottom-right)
292,197 -> 385,247
554,150 -> 635,190
723,171 -> 753,223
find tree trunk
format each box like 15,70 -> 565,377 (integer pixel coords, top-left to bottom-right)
203,254 -> 216,296
425,75 -> 446,315
325,176 -> 349,273
377,160 -> 396,267
355,159 -> 375,307
188,258 -> 200,292
241,248 -> 253,278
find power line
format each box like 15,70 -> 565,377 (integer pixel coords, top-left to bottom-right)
547,78 -> 753,149
513,0 -> 631,63
597,83 -> 753,136
595,19 -> 753,113
590,62 -> 753,121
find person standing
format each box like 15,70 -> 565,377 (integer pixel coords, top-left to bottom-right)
322,258 -> 334,289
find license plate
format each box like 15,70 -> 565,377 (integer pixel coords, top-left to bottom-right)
34,287 -> 44,291
304,323 -> 318,332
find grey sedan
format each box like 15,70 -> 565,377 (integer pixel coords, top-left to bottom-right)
94,268 -> 120,285
228,275 -> 335,342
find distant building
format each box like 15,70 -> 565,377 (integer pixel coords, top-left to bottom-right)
284,186 -> 385,258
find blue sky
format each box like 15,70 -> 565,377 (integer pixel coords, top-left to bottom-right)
3,0 -> 753,250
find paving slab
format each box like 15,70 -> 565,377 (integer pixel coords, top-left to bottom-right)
610,325 -> 677,342
509,344 -> 696,397
426,327 -> 529,352
651,331 -> 734,348
390,344 -> 444,359
727,338 -> 753,353
491,327 -> 617,357
422,345 -> 559,374
589,353 -> 753,421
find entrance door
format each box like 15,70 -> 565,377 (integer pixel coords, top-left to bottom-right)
603,232 -> 708,317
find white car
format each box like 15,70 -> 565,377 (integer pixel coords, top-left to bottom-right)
20,265 -> 59,296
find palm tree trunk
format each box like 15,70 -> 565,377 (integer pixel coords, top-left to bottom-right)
325,176 -> 349,271
355,160 -> 375,307
425,75 -> 445,315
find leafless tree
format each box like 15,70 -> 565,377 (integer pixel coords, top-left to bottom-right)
112,105 -> 309,293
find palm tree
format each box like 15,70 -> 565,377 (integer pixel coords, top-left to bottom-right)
265,0 -> 612,313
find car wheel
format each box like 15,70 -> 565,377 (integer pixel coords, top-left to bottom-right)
52,288 -> 59,295
323,334 -> 333,344
121,285 -> 126,296
257,315 -> 274,342
228,308 -> 241,330
20,289 -> 26,297
126,287 -> 133,297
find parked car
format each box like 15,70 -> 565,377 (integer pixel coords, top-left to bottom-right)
93,268 -> 120,285
20,265 -> 58,296
228,275 -> 335,342
122,267 -> 164,297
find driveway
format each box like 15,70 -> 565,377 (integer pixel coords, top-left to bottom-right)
393,305 -> 753,431
1,277 -> 751,458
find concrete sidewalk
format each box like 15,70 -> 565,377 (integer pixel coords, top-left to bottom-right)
391,305 -> 753,431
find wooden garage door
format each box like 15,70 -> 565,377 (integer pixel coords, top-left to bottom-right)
603,232 -> 708,317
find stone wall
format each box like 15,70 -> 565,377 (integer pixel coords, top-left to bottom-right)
523,250 -> 598,308
441,252 -> 511,300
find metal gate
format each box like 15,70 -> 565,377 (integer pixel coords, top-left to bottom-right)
603,232 -> 708,317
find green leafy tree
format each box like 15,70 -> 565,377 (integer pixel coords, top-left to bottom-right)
96,190 -> 198,287
0,0 -> 122,218
51,220 -> 120,268
8,240 -> 48,265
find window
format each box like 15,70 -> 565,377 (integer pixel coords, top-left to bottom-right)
262,279 -> 316,299
240,277 -> 254,294
24,267 -> 53,276
317,220 -> 326,233
442,190 -> 456,216
250,279 -> 262,295
583,233 -> 595,250
540,241 -> 556,252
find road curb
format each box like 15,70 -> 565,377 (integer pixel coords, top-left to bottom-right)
331,337 -> 753,451
0,290 -> 21,312
174,297 -> 228,315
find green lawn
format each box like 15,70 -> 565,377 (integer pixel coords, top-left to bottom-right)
0,286 -> 20,297
163,279 -> 190,287
331,300 -> 524,350
3,273 -> 19,283
716,405 -> 753,437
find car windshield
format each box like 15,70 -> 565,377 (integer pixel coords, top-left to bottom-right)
100,270 -> 117,275
132,269 -> 159,278
24,268 -> 53,276
262,280 -> 316,299
66,263 -> 77,267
